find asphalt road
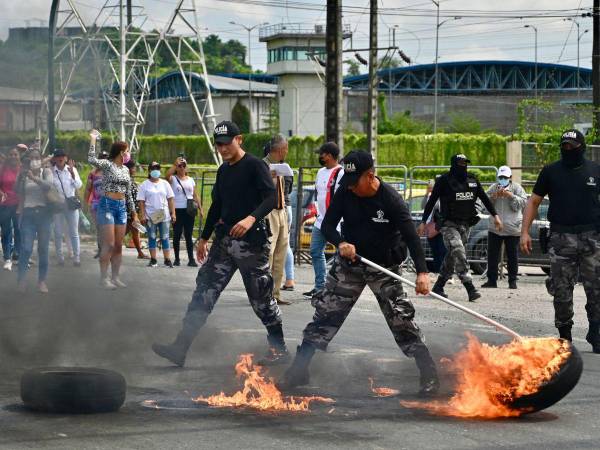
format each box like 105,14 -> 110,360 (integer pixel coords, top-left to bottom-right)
0,245 -> 598,449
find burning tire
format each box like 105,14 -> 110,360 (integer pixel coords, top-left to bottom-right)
508,342 -> 583,414
21,367 -> 126,414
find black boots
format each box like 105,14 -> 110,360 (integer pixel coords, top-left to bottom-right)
414,346 -> 440,397
432,278 -> 448,298
259,325 -> 290,366
558,325 -> 572,342
586,321 -> 600,353
277,342 -> 316,390
464,281 -> 481,302
481,280 -> 497,288
152,330 -> 194,367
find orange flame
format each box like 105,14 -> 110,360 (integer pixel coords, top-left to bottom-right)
401,335 -> 571,418
368,377 -> 400,397
192,354 -> 334,412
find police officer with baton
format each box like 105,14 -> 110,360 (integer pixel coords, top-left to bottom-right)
278,151 -> 439,396
521,129 -> 600,353
418,154 -> 503,301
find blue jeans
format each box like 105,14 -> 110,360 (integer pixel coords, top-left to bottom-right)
310,225 -> 328,290
18,207 -> 51,283
0,205 -> 19,261
284,205 -> 294,281
147,219 -> 170,250
97,196 -> 127,226
53,209 -> 80,262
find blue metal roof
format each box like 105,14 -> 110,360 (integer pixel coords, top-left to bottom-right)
343,60 -> 592,93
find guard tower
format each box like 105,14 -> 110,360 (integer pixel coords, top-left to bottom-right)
260,23 -> 347,137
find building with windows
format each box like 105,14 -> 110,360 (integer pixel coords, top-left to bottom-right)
259,23 -> 332,137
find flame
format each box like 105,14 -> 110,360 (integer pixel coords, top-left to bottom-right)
368,377 -> 400,397
192,354 -> 334,412
401,335 -> 571,418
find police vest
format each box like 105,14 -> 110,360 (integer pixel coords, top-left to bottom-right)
441,175 -> 479,222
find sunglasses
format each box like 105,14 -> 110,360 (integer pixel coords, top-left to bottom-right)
498,176 -> 509,180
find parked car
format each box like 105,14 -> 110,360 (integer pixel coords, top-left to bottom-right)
411,197 -> 550,274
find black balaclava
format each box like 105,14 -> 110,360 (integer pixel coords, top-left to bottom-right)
560,144 -> 585,168
450,156 -> 468,181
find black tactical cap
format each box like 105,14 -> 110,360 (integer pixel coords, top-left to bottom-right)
339,150 -> 374,187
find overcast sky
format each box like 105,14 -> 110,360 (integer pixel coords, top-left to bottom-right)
0,0 -> 593,71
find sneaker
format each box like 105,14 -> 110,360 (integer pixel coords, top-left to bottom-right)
148,258 -> 158,267
281,285 -> 295,291
187,260 -> 198,267
164,259 -> 173,268
302,288 -> 317,298
173,259 -> 181,266
3,260 -> 12,271
101,278 -> 117,290
112,278 -> 127,288
38,281 -> 49,294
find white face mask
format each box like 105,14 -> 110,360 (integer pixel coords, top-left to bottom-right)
30,160 -> 42,170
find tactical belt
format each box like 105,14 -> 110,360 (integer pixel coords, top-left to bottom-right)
550,223 -> 598,234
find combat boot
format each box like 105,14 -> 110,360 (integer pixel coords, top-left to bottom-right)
558,325 -> 572,342
464,281 -> 481,302
152,330 -> 194,367
259,324 -> 290,366
585,321 -> 600,353
276,342 -> 316,390
432,277 -> 448,298
414,346 -> 440,397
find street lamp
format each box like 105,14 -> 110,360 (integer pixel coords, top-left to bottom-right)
565,18 -> 589,98
229,21 -> 268,132
432,0 -> 461,133
524,24 -> 538,123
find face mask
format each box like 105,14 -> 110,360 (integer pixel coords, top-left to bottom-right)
498,178 -> 510,187
122,151 -> 131,165
30,160 -> 42,170
560,146 -> 585,168
450,164 -> 467,181
150,170 -> 161,179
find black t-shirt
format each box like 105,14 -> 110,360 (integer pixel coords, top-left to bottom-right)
321,179 -> 428,272
533,159 -> 600,227
201,153 -> 275,239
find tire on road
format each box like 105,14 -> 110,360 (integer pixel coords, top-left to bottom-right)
508,342 -> 583,414
469,239 -> 488,275
21,367 -> 126,414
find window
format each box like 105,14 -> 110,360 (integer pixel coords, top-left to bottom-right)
267,46 -> 327,63
280,90 -> 285,97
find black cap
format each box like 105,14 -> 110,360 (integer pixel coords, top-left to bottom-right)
315,142 -> 340,159
451,153 -> 471,165
149,161 -> 161,170
213,120 -> 241,144
560,129 -> 586,147
52,148 -> 67,158
339,150 -> 374,187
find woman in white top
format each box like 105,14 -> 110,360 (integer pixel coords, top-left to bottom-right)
137,162 -> 176,267
166,156 -> 202,267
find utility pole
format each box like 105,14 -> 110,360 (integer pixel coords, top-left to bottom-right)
367,0 -> 378,160
119,0 -> 127,141
593,0 -> 600,142
524,24 -> 538,124
325,0 -> 344,152
127,0 -> 132,27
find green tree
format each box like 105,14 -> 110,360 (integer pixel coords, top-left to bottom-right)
232,101 -> 250,133
344,59 -> 362,76
445,112 -> 482,134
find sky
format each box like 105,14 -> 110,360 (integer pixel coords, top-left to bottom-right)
0,0 -> 594,72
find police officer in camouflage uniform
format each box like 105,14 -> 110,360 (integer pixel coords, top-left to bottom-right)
521,129 -> 600,353
419,154 -> 503,302
152,121 -> 289,366
278,151 -> 440,396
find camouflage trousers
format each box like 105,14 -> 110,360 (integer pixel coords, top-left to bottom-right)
181,235 -> 282,334
439,221 -> 472,284
302,256 -> 427,356
547,231 -> 600,328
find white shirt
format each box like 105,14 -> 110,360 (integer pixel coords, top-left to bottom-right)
137,179 -> 174,222
52,165 -> 82,198
314,165 -> 343,230
170,176 -> 196,209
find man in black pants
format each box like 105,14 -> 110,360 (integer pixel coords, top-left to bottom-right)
152,121 -> 289,367
279,151 -> 438,396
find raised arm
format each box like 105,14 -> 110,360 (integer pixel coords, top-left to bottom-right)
88,132 -> 110,169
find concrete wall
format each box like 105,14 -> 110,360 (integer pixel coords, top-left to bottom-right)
278,74 -> 325,137
143,95 -> 275,135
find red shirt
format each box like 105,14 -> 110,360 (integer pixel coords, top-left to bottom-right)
0,165 -> 20,206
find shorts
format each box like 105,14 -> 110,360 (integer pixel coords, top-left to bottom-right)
96,196 -> 127,226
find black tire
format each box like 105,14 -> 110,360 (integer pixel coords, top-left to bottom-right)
541,267 -> 551,275
21,367 -> 126,414
469,239 -> 488,275
508,342 -> 583,414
